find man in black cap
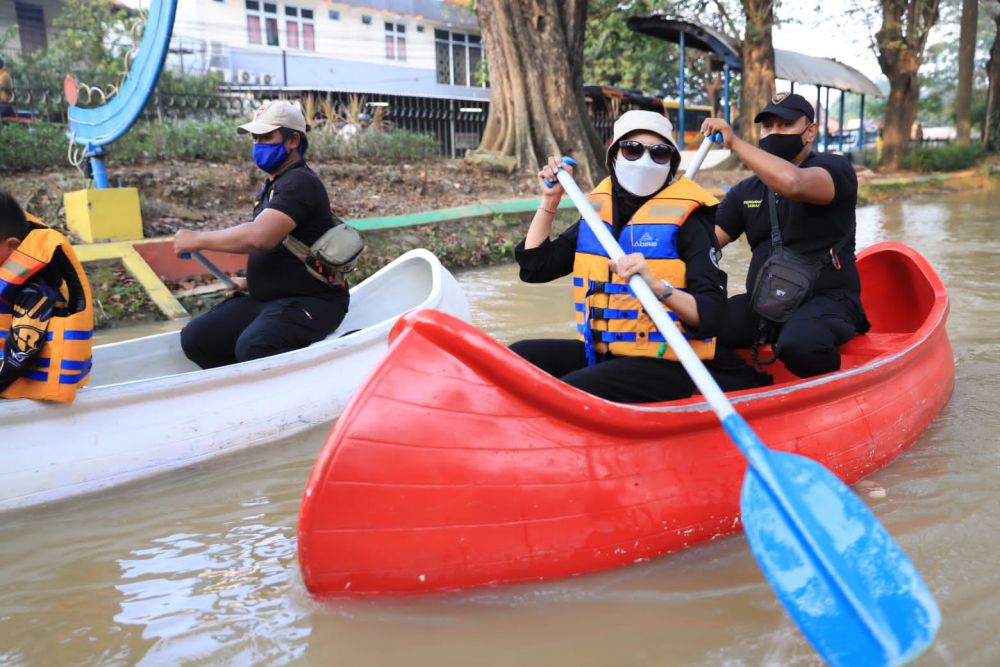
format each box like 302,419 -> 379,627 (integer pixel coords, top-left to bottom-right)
700,92 -> 869,378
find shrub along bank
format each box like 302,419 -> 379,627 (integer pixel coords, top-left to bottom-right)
0,120 -> 439,173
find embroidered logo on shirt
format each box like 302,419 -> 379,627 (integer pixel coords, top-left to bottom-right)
744,199 -> 763,209
634,232 -> 657,248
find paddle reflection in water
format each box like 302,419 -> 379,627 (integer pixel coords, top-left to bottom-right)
1,187 -> 998,666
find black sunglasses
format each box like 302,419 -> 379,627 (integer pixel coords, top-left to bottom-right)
618,139 -> 675,165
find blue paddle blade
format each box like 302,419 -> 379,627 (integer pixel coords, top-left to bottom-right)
741,450 -> 940,667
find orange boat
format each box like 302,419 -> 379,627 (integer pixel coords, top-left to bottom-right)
298,242 -> 954,597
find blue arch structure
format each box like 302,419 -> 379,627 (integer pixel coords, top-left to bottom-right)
67,0 -> 177,188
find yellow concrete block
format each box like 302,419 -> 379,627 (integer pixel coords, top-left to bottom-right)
64,188 -> 144,242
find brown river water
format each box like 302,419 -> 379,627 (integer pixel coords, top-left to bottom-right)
1,187 -> 998,666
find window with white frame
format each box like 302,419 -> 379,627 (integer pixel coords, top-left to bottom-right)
245,0 -> 279,46
285,6 -> 315,51
385,22 -> 406,61
435,29 -> 483,87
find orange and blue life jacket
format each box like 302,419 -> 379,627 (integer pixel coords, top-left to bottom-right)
572,176 -> 719,364
0,215 -> 93,402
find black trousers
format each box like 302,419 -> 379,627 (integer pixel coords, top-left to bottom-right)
509,338 -> 771,404
180,293 -> 348,369
719,292 -> 862,378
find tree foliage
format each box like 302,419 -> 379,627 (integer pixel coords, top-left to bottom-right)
584,0 -> 679,97
915,0 -> 995,127
986,2 -> 1000,150
2,0 -> 219,121
583,0 -> 776,138
6,0 -> 136,98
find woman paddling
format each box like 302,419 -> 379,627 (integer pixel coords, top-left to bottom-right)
510,110 -> 769,403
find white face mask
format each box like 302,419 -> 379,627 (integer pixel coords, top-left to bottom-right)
613,153 -> 671,197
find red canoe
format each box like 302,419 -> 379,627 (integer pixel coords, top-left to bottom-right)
298,242 -> 954,597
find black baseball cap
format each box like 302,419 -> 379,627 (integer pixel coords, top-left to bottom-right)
754,92 -> 815,123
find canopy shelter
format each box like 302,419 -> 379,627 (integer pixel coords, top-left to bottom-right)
626,15 -> 884,153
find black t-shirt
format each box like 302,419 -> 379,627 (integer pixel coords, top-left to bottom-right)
247,160 -> 348,302
716,152 -> 860,294
515,207 -> 727,340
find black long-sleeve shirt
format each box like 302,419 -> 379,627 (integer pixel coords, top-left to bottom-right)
514,207 -> 728,340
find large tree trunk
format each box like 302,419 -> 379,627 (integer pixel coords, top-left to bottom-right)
472,0 -> 606,188
739,0 -> 776,144
701,55 -> 723,118
875,0 -> 941,171
985,6 -> 1000,150
955,0 -> 979,145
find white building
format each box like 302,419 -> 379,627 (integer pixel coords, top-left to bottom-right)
138,0 -> 488,100
1,0 -> 76,56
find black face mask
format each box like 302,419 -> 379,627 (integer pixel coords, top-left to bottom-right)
759,128 -> 809,162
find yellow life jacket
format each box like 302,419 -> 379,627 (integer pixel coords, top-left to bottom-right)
0,214 -> 94,402
572,176 -> 719,363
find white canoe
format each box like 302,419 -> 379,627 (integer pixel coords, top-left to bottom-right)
0,248 -> 470,512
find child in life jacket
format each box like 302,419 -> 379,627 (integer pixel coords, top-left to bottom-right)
0,191 -> 94,401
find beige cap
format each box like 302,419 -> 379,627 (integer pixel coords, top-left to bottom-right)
237,100 -> 308,135
605,110 -> 679,170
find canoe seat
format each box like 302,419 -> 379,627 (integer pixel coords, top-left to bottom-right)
840,332 -> 913,357
729,332 -> 914,384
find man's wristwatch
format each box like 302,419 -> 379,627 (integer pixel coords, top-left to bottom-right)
658,279 -> 674,301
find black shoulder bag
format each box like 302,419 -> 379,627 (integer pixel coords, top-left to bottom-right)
748,189 -> 851,365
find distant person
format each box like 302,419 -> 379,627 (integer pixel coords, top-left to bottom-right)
0,191 -> 93,402
701,92 -> 870,379
911,121 -> 924,143
509,110 -> 769,403
173,100 -> 350,368
0,55 -> 15,118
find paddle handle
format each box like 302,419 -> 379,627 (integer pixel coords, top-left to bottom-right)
684,132 -> 723,179
180,251 -> 238,290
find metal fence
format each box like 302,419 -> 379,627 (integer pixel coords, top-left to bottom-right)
11,85 -> 491,157
257,90 -> 490,158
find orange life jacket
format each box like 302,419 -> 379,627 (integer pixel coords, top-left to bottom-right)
0,214 -> 94,402
572,176 -> 719,363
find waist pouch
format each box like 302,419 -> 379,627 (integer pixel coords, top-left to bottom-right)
283,223 -> 365,286
749,247 -> 819,324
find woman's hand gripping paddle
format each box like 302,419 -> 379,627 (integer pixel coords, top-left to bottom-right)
180,251 -> 238,290
554,135 -> 940,667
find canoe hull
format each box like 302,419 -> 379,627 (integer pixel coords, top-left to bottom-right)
298,242 -> 954,596
0,249 -> 470,512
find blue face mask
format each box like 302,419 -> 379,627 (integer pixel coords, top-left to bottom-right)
252,141 -> 289,173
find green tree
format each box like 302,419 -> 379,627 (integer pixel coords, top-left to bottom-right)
955,0 -> 978,143
584,0 -> 775,141
914,0 -> 994,131
3,0 -> 219,123
875,0 -> 941,171
7,0 -> 136,101
986,2 -> 1000,149
584,0 -> 678,95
